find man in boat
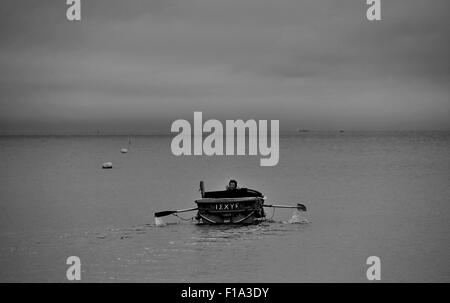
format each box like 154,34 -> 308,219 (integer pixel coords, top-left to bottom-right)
226,179 -> 238,191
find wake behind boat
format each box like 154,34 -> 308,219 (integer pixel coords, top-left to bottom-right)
154,180 -> 307,225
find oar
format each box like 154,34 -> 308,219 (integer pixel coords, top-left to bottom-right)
154,207 -> 198,218
263,203 -> 307,211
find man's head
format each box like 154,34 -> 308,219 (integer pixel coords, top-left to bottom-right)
228,179 -> 237,190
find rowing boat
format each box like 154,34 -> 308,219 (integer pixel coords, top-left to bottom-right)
194,185 -> 266,224
154,181 -> 306,225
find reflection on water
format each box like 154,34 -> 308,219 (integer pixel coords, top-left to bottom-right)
107,215 -> 311,243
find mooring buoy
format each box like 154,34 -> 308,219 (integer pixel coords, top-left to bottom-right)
102,162 -> 113,169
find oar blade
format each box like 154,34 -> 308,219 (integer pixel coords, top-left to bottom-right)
154,210 -> 176,218
297,203 -> 307,211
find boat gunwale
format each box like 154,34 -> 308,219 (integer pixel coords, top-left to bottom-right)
195,197 -> 264,203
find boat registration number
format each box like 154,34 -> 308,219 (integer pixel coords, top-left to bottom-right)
214,203 -> 240,210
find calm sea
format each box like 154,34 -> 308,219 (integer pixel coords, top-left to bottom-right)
0,132 -> 449,282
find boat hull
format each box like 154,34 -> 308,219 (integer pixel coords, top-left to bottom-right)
194,197 -> 266,225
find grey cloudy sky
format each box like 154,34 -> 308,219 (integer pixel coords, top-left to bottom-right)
0,0 -> 449,134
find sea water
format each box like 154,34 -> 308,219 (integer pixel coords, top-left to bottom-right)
0,132 -> 449,282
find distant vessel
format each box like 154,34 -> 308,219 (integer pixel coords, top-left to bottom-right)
339,129 -> 345,133
297,129 -> 310,133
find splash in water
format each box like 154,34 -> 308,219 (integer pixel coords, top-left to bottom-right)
154,216 -> 167,226
286,209 -> 309,224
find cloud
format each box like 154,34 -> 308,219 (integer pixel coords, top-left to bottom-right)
0,0 -> 449,133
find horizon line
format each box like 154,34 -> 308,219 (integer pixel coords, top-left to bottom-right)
1,129 -> 449,136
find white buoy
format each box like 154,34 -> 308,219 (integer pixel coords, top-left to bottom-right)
120,148 -> 128,153
102,162 -> 113,169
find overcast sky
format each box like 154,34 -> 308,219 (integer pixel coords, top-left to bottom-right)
0,0 -> 449,134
